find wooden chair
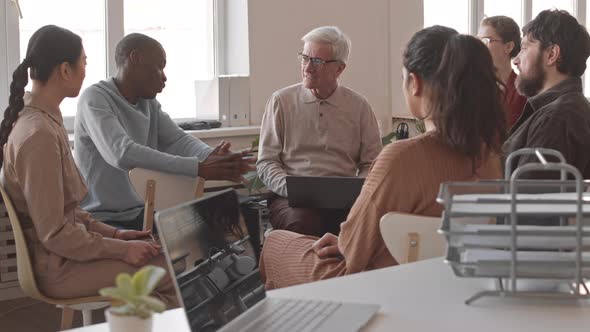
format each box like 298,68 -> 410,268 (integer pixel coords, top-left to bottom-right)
128,168 -> 205,231
0,185 -> 109,330
379,212 -> 446,264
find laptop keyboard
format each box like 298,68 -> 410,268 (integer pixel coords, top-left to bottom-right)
242,299 -> 342,332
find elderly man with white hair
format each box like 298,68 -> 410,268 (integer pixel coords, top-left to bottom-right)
257,26 -> 382,237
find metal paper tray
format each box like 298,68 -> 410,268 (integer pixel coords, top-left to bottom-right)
445,246 -> 590,279
439,221 -> 590,249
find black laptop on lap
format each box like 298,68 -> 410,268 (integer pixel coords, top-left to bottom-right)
286,175 -> 365,210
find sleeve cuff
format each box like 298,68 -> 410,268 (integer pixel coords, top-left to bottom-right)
88,220 -> 119,238
204,146 -> 215,158
178,157 -> 200,177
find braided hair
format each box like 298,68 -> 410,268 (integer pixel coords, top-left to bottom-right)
0,25 -> 82,168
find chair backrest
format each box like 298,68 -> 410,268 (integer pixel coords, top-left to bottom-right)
379,212 -> 446,264
0,185 -> 46,301
128,168 -> 205,231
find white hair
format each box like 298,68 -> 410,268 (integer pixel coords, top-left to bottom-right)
301,26 -> 351,63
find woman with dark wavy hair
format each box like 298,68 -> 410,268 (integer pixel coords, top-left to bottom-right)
0,25 -> 177,307
259,26 -> 505,289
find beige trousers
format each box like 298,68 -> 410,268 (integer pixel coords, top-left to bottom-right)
38,254 -> 179,309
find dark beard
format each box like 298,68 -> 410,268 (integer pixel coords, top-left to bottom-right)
515,55 -> 545,97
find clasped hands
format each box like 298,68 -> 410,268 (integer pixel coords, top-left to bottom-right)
114,229 -> 161,267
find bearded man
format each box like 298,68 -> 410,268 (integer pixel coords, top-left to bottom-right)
503,9 -> 590,179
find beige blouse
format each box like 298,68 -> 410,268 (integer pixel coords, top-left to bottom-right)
1,93 -> 127,282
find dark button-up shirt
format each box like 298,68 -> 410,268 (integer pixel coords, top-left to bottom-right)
503,77 -> 590,179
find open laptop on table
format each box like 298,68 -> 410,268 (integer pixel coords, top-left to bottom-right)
286,175 -> 365,209
156,188 -> 378,332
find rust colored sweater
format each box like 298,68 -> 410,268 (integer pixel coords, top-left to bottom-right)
260,131 -> 502,289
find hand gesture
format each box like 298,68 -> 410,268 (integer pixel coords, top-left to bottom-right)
211,140 -> 232,156
123,241 -> 161,267
198,148 -> 256,182
311,233 -> 342,259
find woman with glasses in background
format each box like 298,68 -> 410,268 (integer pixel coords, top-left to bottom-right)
478,15 -> 527,128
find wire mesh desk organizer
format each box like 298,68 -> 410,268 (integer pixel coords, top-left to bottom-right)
437,148 -> 590,304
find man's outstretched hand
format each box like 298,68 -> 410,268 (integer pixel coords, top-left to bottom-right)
198,141 -> 256,182
210,140 -> 232,156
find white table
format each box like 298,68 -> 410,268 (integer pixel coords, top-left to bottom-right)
67,258 -> 590,331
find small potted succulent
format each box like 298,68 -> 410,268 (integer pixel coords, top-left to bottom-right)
99,265 -> 167,332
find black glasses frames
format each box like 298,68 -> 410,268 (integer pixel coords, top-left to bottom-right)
298,52 -> 340,66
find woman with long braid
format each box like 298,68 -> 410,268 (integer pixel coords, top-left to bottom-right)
0,25 -> 177,306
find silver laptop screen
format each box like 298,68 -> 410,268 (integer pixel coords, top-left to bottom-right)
156,189 -> 265,332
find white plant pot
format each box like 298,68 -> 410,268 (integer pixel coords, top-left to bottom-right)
106,309 -> 153,332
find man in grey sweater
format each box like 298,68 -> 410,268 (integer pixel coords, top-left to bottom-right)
75,33 -> 252,230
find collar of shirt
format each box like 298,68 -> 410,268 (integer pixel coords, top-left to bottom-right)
23,92 -> 64,126
527,76 -> 583,112
501,70 -> 517,97
506,70 -> 517,87
508,76 -> 583,136
300,84 -> 342,107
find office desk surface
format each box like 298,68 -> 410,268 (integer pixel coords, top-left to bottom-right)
270,258 -> 590,331
67,258 -> 590,332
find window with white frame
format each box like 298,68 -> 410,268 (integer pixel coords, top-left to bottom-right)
1,0 -> 220,129
424,0 -> 582,35
124,0 -> 214,119
424,0 -> 589,94
484,0 -> 523,28
532,0 -> 574,18
18,0 -> 107,118
423,0 -> 470,34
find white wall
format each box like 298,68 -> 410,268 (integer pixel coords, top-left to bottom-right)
247,0 -> 423,134
389,0 -> 424,121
